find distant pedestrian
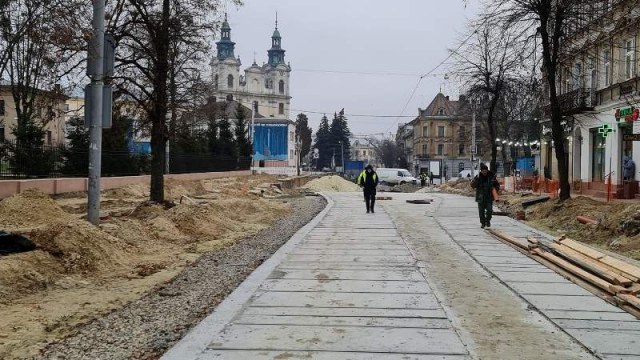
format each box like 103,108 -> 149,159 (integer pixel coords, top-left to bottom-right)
357,164 -> 379,213
419,172 -> 428,187
429,171 -> 434,185
471,163 -> 500,229
623,156 -> 636,181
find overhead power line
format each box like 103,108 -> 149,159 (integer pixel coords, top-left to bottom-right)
294,68 -> 447,77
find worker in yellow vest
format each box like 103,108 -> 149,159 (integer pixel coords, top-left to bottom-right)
356,165 -> 379,213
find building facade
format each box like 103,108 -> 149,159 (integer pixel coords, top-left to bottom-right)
350,139 -> 380,166
0,85 -> 67,145
210,16 -> 292,120
406,93 -> 476,179
541,0 -> 640,198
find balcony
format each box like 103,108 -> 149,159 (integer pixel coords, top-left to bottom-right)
545,88 -> 596,117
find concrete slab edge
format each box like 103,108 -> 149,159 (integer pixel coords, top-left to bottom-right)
433,216 -> 604,360
161,193 -> 334,360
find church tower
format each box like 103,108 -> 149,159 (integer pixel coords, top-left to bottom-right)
267,18 -> 286,66
211,14 -> 241,93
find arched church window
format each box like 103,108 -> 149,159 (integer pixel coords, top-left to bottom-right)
266,79 -> 273,89
279,80 -> 285,94
227,74 -> 234,88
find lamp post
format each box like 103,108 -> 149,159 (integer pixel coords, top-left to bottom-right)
469,97 -> 480,178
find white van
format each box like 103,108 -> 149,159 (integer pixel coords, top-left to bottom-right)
377,168 -> 418,185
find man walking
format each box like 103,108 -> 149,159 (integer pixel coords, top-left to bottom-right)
471,163 -> 500,229
357,165 -> 379,213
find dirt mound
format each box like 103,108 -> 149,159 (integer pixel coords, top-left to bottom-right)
304,176 -> 360,192
103,184 -> 148,199
439,179 -> 474,197
0,189 -> 72,230
164,179 -> 208,201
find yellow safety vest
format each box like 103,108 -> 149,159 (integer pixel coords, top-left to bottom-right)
357,171 -> 377,185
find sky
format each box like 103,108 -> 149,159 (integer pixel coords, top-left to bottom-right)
224,0 -> 481,137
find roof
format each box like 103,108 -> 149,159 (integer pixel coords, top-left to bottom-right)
253,117 -> 294,125
420,93 -> 461,117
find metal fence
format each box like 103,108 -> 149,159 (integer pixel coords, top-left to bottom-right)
0,140 -> 250,179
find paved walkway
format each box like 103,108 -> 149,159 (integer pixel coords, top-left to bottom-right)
164,192 -> 640,360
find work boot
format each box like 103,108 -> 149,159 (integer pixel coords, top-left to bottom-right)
366,210 -> 370,213
486,221 -> 491,228
371,209 -> 375,213
481,223 -> 485,229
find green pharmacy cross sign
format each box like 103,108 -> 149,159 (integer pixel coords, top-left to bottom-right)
598,124 -> 614,138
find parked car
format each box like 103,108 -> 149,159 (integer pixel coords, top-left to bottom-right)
377,168 -> 418,185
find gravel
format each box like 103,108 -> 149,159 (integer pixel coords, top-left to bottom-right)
40,195 -> 326,360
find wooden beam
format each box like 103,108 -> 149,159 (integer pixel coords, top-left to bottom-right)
486,229 -> 528,250
551,244 -> 634,286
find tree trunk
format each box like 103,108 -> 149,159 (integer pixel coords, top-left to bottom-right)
149,0 -> 171,203
487,95 -> 499,173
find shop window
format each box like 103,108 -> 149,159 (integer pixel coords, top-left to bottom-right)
591,128 -> 606,182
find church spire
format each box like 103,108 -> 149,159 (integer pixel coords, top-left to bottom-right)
216,13 -> 236,60
268,13 -> 286,66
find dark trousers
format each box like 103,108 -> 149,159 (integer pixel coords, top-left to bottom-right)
364,188 -> 376,212
478,200 -> 493,225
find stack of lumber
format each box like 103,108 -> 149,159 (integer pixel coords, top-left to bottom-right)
487,229 -> 640,317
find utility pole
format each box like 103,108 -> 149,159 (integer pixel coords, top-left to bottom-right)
87,0 -> 105,225
471,98 -> 477,178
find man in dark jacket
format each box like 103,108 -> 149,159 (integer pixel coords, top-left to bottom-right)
471,163 -> 500,228
357,165 -> 379,213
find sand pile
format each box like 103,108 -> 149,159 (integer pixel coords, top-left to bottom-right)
0,189 -> 72,230
439,179 -> 474,197
304,176 -> 360,192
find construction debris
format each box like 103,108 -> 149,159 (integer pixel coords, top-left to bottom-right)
577,215 -> 598,225
0,231 -> 36,255
406,199 -> 432,204
487,229 -> 640,318
521,196 -> 551,208
376,196 -> 393,200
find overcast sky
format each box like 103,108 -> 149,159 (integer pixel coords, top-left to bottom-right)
224,0 -> 481,136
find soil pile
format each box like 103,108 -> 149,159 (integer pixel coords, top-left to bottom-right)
0,174 -> 296,358
439,179 -> 474,197
500,195 -> 640,260
303,175 -> 360,192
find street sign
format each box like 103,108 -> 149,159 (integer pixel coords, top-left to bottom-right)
615,107 -> 639,122
623,134 -> 640,141
598,124 -> 613,138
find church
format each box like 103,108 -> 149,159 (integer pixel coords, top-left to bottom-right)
210,15 -> 292,119
210,16 -> 297,172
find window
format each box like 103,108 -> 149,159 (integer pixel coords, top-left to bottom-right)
0,99 -> 4,115
64,103 -> 70,112
0,126 -> 4,141
253,101 -> 259,113
214,75 -> 219,90
458,126 -> 466,139
278,103 -> 284,115
437,144 -> 444,155
363,150 -> 367,156
591,128 -> 606,182
46,131 -> 52,145
422,144 -> 428,155
574,63 -> 582,89
227,74 -> 234,88
459,162 -> 465,173
601,49 -> 611,88
438,126 -> 445,138
438,108 -> 445,116
279,80 -> 285,94
625,38 -> 636,80
397,171 -> 404,177
459,144 -> 465,155
422,126 -> 428,137
265,79 -> 273,89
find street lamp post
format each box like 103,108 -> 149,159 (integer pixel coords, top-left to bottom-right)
469,97 -> 480,178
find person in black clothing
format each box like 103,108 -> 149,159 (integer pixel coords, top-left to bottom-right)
471,163 -> 500,228
356,165 -> 379,213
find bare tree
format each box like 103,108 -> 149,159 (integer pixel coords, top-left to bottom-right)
368,138 -> 398,168
108,0 -> 239,202
453,22 -> 528,172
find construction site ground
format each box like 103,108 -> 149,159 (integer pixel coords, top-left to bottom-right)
0,174 -> 325,359
435,179 -> 640,261
164,189 -> 640,359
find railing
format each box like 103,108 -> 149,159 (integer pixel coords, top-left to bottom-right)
0,140 -> 250,179
550,87 -> 596,116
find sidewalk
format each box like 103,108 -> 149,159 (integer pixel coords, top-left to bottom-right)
164,192 -> 640,360
163,193 -> 470,359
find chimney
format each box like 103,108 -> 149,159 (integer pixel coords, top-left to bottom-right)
445,96 -> 450,101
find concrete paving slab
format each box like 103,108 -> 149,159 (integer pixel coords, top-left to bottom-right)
270,269 -> 425,281
198,350 -> 471,359
492,271 -> 571,282
277,263 -> 418,270
290,249 -> 411,256
545,310 -> 639,321
233,314 -> 452,328
207,324 -> 468,355
522,294 -> 624,312
259,279 -> 431,294
506,282 -> 594,296
242,306 -> 447,319
555,319 -> 640,331
470,255 -> 540,266
564,328 -> 640,356
250,291 -> 441,309
284,255 -> 416,264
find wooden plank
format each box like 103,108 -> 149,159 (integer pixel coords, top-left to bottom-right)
600,256 -> 640,281
531,248 -> 615,294
551,244 -> 634,287
555,238 -> 607,261
521,196 -> 550,208
487,229 -> 528,250
617,294 -> 640,311
555,243 -> 640,283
